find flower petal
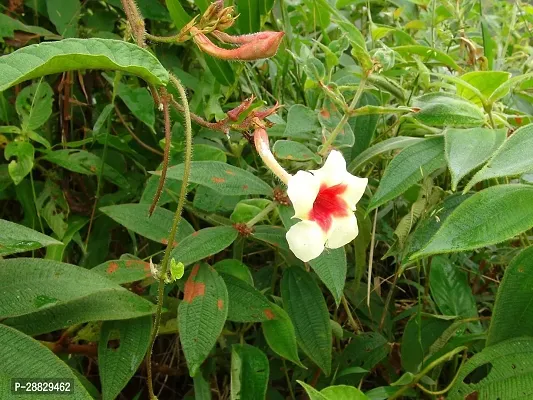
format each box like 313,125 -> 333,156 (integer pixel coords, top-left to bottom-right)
287,171 -> 321,219
341,173 -> 368,210
286,220 -> 326,262
311,150 -> 346,187
326,213 -> 359,249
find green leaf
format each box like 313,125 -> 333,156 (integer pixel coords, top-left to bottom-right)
262,303 -> 303,366
4,141 -> 34,185
0,38 -> 169,91
220,272 -> 273,322
393,45 -> 462,71
456,71 -> 511,106
204,56 -> 235,86
465,123 -> 533,192
282,267 -> 332,375
179,264 -> 228,377
0,258 -> 156,335
449,337 -> 533,399
213,259 -> 254,286
0,324 -> 92,399
116,83 -> 155,130
92,259 -> 153,284
309,247 -> 347,307
350,92 -> 380,158
15,81 -> 54,131
412,185 -> 533,259
321,385 -> 369,400
0,14 -> 60,42
411,93 -> 485,127
401,316 -> 452,372
348,136 -> 424,173
333,19 -> 372,72
100,204 -> 194,245
237,0 -> 260,33
369,137 -> 445,210
429,256 -> 477,319
171,226 -> 238,266
46,0 -> 80,37
487,246 -> 533,346
339,332 -> 389,372
297,381 -> 329,400
165,0 -> 191,30
283,105 -> 321,139
273,140 -> 322,163
162,161 -> 272,196
445,127 -> 506,191
252,225 -> 290,251
43,149 -> 129,188
99,317 -> 152,400
231,344 -> 269,400
0,218 -> 62,256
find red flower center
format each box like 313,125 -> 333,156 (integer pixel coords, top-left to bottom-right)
308,184 -> 349,232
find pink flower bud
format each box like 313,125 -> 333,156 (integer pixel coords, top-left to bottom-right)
192,28 -> 284,61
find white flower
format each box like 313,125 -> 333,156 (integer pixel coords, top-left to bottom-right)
285,151 -> 368,262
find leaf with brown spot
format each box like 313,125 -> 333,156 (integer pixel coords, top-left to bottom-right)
211,177 -> 225,184
178,263 -> 228,377
92,259 -> 152,284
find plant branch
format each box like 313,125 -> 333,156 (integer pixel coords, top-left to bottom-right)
146,75 -> 193,400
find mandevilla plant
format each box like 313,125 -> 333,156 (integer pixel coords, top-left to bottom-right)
1,0 -> 533,399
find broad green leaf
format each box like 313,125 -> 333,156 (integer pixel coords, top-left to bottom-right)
282,267 -> 332,375
309,247 -> 347,306
283,105 -> 321,139
171,226 -> 238,266
456,71 -> 511,106
411,93 -> 485,127
0,38 -> 169,91
465,123 -> 533,191
179,264 -> 228,377
0,258 -> 156,335
46,0 -> 80,37
333,19 -> 372,71
262,303 -> 303,366
401,316 -> 452,372
15,81 -> 54,131
252,225 -> 290,251
4,141 -> 34,185
449,337 -> 533,399
369,137 -> 445,210
348,136 -> 424,173
487,246 -> 533,346
0,14 -> 59,42
393,45 -> 461,71
99,317 -> 152,400
193,369 -> 212,400
231,344 -> 269,400
100,204 -> 194,245
273,140 -> 321,163
92,259 -> 152,284
297,381 -> 329,400
318,99 -> 355,150
339,332 -> 389,373
412,185 -> 533,258
116,83 -> 155,130
220,273 -> 273,322
165,0 -> 191,30
162,161 -> 272,196
237,0 -> 260,33
429,256 -> 477,319
445,127 -> 506,191
136,0 -> 172,21
204,56 -> 235,86
213,259 -> 254,286
0,218 -> 62,256
45,216 -> 88,261
0,324 -> 92,399
321,386 -> 369,400
350,92 -> 380,158
44,149 -> 129,188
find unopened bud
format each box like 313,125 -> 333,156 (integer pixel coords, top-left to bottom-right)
193,28 -> 285,61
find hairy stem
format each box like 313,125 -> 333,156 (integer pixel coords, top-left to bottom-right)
146,76 -> 193,400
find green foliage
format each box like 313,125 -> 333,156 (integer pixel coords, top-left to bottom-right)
1,0 -> 533,398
